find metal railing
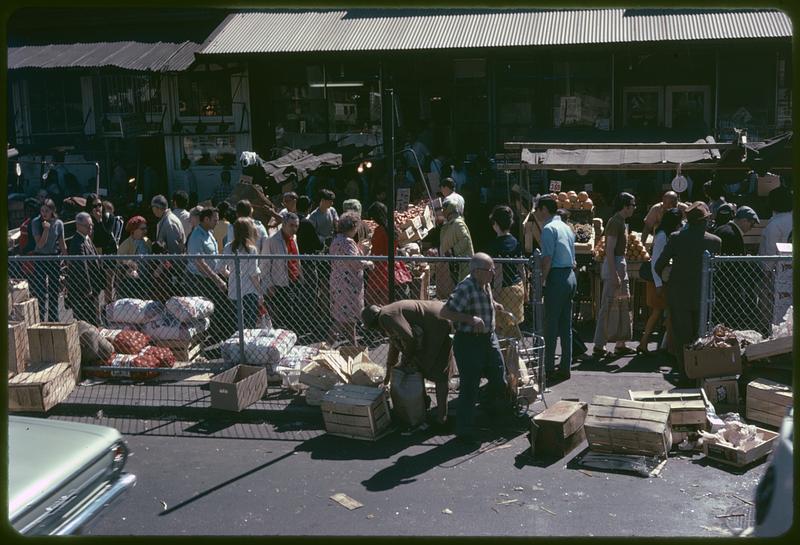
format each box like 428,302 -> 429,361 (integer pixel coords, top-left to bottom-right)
699,253 -> 793,338
9,253 -> 540,386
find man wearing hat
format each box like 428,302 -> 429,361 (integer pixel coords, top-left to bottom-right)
362,301 -> 453,428
655,201 -> 721,384
714,206 -> 760,256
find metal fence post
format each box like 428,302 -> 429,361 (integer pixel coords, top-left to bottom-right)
233,254 -> 246,366
698,250 -> 711,338
530,249 -> 544,337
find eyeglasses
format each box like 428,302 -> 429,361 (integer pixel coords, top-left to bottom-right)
476,267 -> 495,273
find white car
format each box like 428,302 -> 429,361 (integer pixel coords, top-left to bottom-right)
8,416 -> 136,535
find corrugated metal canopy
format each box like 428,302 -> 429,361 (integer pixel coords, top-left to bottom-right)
8,41 -> 202,72
199,8 -> 792,54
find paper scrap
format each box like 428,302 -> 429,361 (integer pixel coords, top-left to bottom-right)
330,493 -> 363,510
497,499 -> 519,505
442,508 -> 453,515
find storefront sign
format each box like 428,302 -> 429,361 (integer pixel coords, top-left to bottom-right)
396,188 -> 411,211
549,180 -> 562,192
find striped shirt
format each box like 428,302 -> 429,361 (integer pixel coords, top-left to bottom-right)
444,275 -> 495,333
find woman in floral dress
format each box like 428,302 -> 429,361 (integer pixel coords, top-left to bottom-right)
328,212 -> 373,344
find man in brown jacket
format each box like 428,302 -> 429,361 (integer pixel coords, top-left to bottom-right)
362,300 -> 453,427
655,201 -> 722,384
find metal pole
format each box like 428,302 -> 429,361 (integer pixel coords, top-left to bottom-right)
531,249 -> 544,337
698,250 -> 711,338
234,254 -> 246,366
384,85 -> 396,303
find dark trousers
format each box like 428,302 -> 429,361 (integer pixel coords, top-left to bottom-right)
268,283 -> 306,334
239,293 -> 260,329
71,294 -> 100,326
543,268 -> 577,373
33,260 -> 61,322
191,274 -> 233,344
669,304 -> 700,375
452,331 -> 509,436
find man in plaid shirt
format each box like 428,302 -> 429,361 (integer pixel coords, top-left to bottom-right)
441,253 -> 515,445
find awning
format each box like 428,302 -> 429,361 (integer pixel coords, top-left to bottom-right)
198,9 -> 791,55
8,41 -> 201,72
254,149 -> 343,183
520,137 -> 721,171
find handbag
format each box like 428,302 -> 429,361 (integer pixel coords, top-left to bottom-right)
605,295 -> 632,342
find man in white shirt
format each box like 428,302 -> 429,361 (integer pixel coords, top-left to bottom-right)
440,177 -> 465,216
759,186 -> 793,255
171,190 -> 192,236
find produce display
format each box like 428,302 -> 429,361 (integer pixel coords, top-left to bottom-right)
593,231 -> 650,262
554,190 -> 593,211
571,223 -> 593,244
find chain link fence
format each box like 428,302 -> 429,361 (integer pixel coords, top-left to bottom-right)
9,252 -> 542,417
700,254 -> 793,337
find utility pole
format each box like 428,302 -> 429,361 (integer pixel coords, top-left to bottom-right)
382,75 -> 396,303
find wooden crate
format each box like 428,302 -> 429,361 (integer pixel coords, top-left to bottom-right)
8,362 -> 76,412
531,400 -> 588,458
411,270 -> 430,301
9,279 -> 30,304
584,395 -> 672,458
322,384 -> 391,441
746,378 -> 793,428
8,321 -> 30,375
12,298 -> 40,328
743,336 -> 793,363
629,389 -> 709,427
704,427 -> 779,468
152,338 -> 202,362
27,322 -> 81,378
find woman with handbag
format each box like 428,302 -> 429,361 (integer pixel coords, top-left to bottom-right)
637,208 -> 682,354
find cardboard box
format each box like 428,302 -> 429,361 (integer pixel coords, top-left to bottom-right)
746,378 -> 793,428
704,427 -> 779,467
531,400 -> 588,458
9,279 -> 30,304
27,322 -> 81,378
13,298 -> 40,328
8,362 -> 76,412
8,321 -> 31,375
584,395 -> 672,458
683,344 -> 741,379
702,376 -> 740,411
322,384 -> 391,441
209,364 -> 267,411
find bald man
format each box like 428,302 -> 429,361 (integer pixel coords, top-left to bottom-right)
642,191 -> 689,244
440,253 -> 514,444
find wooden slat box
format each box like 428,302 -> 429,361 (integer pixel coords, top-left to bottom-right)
584,395 -> 672,458
322,384 -> 391,441
531,400 -> 588,458
12,298 -> 40,328
27,322 -> 81,378
743,336 -> 793,363
8,362 -> 76,412
9,279 -> 30,304
152,338 -> 202,362
8,321 -> 30,376
746,378 -> 793,428
704,427 -> 779,468
629,388 -> 709,427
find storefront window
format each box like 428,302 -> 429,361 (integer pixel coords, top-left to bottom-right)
552,58 -> 611,129
717,51 -> 775,141
183,134 -> 237,167
177,72 -> 232,118
28,74 -> 83,134
623,86 -> 663,129
101,74 -> 162,115
776,50 -> 792,132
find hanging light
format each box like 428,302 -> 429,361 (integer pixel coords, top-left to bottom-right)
15,162 -> 22,177
357,164 -> 364,174
365,161 -> 372,169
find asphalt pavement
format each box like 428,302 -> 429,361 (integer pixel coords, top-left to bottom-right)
43,346 -> 767,537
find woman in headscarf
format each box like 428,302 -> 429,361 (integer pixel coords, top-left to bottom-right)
116,216 -> 152,300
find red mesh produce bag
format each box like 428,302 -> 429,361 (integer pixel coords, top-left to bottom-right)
140,346 -> 176,368
113,330 -> 151,354
130,353 -> 160,380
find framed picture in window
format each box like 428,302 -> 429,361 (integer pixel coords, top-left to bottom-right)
665,85 -> 710,130
622,86 -> 663,129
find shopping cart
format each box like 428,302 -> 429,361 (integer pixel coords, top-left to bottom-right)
497,312 -> 546,414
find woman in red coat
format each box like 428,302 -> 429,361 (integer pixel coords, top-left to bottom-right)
365,202 -> 413,306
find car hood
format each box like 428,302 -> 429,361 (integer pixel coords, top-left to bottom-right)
8,416 -> 123,518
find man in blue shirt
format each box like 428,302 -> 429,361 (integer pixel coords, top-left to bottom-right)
187,207 -> 229,342
535,195 -> 577,382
